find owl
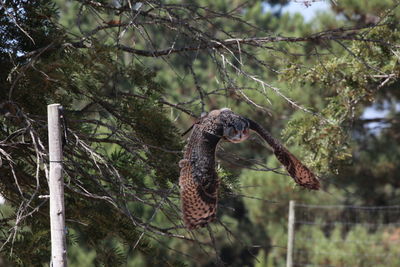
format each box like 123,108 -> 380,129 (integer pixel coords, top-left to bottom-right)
179,108 -> 320,229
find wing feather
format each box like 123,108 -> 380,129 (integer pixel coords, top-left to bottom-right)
179,123 -> 219,229
247,118 -> 320,190
179,159 -> 218,229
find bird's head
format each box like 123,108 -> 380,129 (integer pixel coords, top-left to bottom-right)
219,108 -> 250,143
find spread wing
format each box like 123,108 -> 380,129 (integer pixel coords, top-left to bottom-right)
179,125 -> 220,229
247,118 -> 320,190
179,159 -> 218,229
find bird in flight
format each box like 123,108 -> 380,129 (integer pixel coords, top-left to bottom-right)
179,108 -> 320,229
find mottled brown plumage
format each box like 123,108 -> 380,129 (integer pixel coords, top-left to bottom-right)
179,108 -> 320,229
247,118 -> 320,190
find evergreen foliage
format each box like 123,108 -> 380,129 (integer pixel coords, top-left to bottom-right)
1,0 -> 400,265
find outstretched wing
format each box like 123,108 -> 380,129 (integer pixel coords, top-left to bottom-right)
179,122 -> 221,230
179,159 -> 218,229
247,118 -> 320,190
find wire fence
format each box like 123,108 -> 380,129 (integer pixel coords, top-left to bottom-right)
289,202 -> 400,267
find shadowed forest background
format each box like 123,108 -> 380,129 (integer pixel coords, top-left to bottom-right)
1,0 -> 400,266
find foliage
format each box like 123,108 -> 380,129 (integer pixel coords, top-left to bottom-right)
1,1 -> 184,264
1,0 -> 400,266
295,223 -> 400,266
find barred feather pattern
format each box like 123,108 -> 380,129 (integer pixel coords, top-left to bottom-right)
179,109 -> 320,230
179,111 -> 223,229
247,118 -> 320,190
179,158 -> 219,229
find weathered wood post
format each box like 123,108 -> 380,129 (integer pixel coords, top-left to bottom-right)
48,104 -> 67,266
286,200 -> 295,267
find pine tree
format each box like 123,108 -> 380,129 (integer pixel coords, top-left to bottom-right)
1,0 -> 400,265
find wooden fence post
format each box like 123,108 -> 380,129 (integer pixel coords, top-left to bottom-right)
286,200 -> 295,267
48,104 -> 67,266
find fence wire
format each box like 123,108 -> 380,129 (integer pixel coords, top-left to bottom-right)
291,203 -> 400,267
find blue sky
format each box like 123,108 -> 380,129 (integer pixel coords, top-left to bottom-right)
282,0 -> 331,21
